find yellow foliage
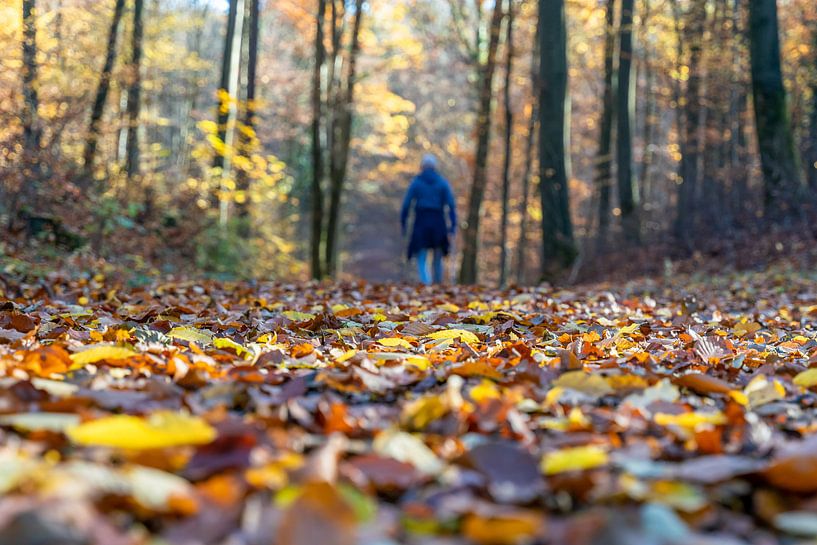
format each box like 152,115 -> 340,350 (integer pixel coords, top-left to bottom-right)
69,345 -> 137,366
793,368 -> 817,388
378,337 -> 413,350
167,326 -> 213,345
653,411 -> 727,429
541,445 -> 608,475
470,379 -> 501,403
426,328 -> 480,345
67,412 -> 217,449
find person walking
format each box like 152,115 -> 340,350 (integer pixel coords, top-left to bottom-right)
400,154 -> 457,285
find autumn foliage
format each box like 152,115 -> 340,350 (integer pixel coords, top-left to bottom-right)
0,267 -> 817,543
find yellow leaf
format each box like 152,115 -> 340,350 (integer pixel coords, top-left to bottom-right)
654,411 -> 726,429
336,349 -> 357,363
616,323 -> 641,337
167,327 -> 213,345
257,332 -> 278,344
437,303 -> 460,313
733,321 -> 762,337
552,371 -> 613,398
426,328 -> 480,345
541,445 -> 608,475
544,386 -> 566,406
378,337 -> 413,349
282,311 -> 316,321
67,411 -> 217,450
406,356 -> 431,371
793,368 -> 817,388
213,337 -> 248,356
470,379 -> 500,403
69,345 -> 137,366
402,395 -> 448,430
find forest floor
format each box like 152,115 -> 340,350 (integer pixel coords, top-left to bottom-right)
3,247 -> 817,544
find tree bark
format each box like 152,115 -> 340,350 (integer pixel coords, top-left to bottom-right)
806,17 -> 817,189
125,0 -> 144,181
21,0 -> 42,174
674,0 -> 705,243
514,24 -> 539,286
499,0 -> 515,288
538,0 -> 576,277
311,0 -> 326,279
617,0 -> 640,243
596,0 -> 616,248
214,0 -> 240,173
459,1 -> 505,284
748,0 -> 803,215
638,0 -> 655,206
84,0 -> 127,174
236,0 -> 260,235
324,0 -> 364,278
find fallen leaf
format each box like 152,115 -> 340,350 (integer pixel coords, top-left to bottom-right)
67,411 -> 217,449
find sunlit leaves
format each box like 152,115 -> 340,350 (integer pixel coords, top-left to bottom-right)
541,445 -> 609,475
67,412 -> 217,449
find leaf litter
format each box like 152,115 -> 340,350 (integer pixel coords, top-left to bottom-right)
1,269 -> 817,543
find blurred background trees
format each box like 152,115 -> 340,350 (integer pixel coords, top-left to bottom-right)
1,0 -> 816,284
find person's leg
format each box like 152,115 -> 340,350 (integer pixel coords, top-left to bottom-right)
417,249 -> 431,285
432,248 -> 444,284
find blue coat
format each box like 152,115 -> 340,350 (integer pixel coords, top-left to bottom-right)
400,167 -> 457,258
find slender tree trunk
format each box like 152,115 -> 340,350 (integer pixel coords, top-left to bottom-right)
515,108 -> 536,284
236,0 -> 259,235
324,0 -> 364,277
311,0 -> 326,279
499,0 -> 515,288
84,0 -> 127,174
596,0 -> 616,248
674,0 -> 704,243
748,0 -> 803,215
459,1 -> 505,284
638,0 -> 655,206
806,17 -> 817,189
214,0 -> 240,173
514,25 -> 539,285
617,0 -> 640,243
21,0 -> 42,188
539,0 -> 576,277
125,0 -> 144,180
809,62 -> 817,189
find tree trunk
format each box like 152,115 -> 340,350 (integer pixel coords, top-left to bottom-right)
214,0 -> 240,173
21,0 -> 42,184
125,0 -> 144,181
459,1 -> 505,284
617,0 -> 640,243
515,108 -> 536,284
748,0 -> 803,215
596,0 -> 616,248
311,0 -> 326,279
324,0 -> 364,278
638,0 -> 655,206
84,0 -> 127,174
499,0 -> 515,288
806,19 -> 817,189
538,0 -> 576,277
674,0 -> 704,243
514,24 -> 539,286
236,0 -> 259,235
